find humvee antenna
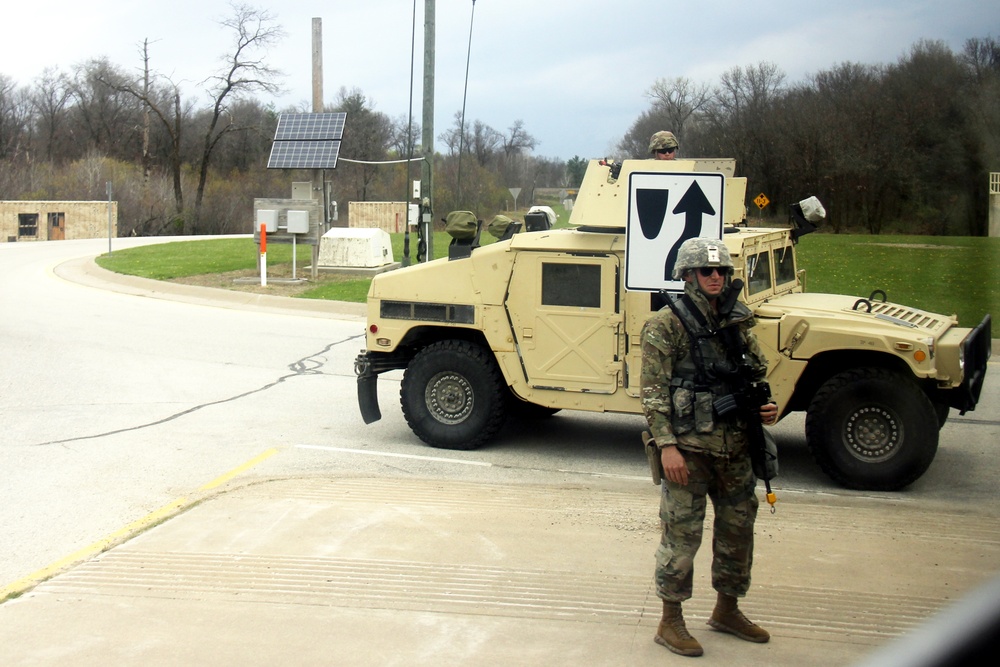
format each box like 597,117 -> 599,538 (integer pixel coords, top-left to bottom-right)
457,0 -> 477,204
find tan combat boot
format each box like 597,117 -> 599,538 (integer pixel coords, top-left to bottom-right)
708,592 -> 770,643
655,601 -> 704,657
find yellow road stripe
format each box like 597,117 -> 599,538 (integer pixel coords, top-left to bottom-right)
200,448 -> 278,490
1,449 -> 280,601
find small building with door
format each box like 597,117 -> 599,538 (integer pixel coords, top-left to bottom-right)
0,201 -> 117,243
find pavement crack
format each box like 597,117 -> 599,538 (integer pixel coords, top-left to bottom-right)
32,334 -> 364,448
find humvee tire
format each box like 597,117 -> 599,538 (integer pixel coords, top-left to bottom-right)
400,340 -> 507,450
805,367 -> 939,491
933,402 -> 950,429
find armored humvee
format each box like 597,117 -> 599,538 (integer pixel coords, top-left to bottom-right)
355,158 -> 991,491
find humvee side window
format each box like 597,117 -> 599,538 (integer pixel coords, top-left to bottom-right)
747,251 -> 772,295
775,246 -> 796,285
541,263 -> 601,308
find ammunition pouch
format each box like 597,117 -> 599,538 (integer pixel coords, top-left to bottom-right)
642,431 -> 663,486
713,393 -> 739,419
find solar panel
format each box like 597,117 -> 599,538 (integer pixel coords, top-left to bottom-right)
268,112 -> 347,169
273,113 -> 346,141
266,140 -> 341,169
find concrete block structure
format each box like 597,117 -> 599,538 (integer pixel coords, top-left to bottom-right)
347,201 -> 415,234
1,201 -> 117,242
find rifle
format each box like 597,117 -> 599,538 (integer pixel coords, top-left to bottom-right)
715,367 -> 778,512
716,278 -> 779,512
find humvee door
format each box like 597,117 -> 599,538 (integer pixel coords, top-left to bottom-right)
505,252 -> 622,394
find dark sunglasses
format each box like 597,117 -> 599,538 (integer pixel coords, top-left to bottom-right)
697,267 -> 732,277
656,147 -> 677,154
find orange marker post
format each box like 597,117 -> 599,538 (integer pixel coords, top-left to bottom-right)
260,223 -> 268,287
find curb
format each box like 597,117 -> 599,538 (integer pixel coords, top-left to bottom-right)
54,256 -> 367,321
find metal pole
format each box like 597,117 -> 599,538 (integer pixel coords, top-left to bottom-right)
312,16 -> 324,278
402,0 -> 418,267
422,0 -> 435,233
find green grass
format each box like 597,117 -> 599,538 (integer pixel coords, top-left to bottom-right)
96,229 -> 997,330
794,234 -> 998,328
298,278 -> 372,301
97,238 -> 276,279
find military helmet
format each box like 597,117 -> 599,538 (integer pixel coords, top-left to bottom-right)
648,130 -> 678,153
672,237 -> 734,279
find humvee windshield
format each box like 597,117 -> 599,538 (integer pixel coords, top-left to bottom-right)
746,243 -> 798,298
747,250 -> 773,295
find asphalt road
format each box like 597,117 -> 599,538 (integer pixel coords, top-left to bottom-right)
1,237 -> 998,665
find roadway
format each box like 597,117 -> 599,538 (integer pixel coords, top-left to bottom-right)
0,237 -> 997,665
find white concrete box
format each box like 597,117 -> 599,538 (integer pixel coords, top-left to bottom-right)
318,227 -> 394,268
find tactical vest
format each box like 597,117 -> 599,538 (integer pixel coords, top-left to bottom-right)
663,292 -> 753,436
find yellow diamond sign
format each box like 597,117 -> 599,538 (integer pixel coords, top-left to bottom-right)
754,193 -> 770,210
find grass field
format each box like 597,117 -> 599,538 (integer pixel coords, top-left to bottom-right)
96,230 -> 998,330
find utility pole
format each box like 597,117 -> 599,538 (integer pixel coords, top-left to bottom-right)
311,17 -> 324,277
422,0 -> 435,215
311,18 -> 323,113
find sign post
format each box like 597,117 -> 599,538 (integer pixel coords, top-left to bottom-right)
260,223 -> 268,287
754,192 -> 770,221
508,187 -> 521,210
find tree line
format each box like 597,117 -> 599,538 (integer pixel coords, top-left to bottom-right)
616,37 -> 1000,235
0,2 -> 996,237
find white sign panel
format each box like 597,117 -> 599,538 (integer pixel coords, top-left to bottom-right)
625,171 -> 725,292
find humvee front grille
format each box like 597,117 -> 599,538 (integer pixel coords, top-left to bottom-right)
867,302 -> 943,329
381,300 -> 475,324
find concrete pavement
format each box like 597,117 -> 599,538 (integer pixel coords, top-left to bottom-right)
4,473 -> 998,666
2,257 -> 997,666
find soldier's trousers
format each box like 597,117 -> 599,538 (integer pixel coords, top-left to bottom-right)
655,449 -> 758,602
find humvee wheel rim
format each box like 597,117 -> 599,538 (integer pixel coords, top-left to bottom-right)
845,406 -> 900,463
425,371 -> 474,425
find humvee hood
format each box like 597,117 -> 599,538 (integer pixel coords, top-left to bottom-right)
757,292 -> 957,338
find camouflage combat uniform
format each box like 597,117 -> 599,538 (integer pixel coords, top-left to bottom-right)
641,281 -> 768,603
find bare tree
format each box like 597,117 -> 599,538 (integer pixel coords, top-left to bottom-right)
389,112 -> 421,157
0,75 -> 31,160
30,68 -> 72,161
499,119 -> 537,185
961,36 -> 1000,83
469,120 -> 502,167
439,110 -> 468,156
192,2 -> 284,227
646,76 -> 712,137
68,59 -> 145,162
438,111 -> 503,164
329,87 -> 395,205
100,40 -> 189,218
706,61 -> 786,197
501,120 -> 536,159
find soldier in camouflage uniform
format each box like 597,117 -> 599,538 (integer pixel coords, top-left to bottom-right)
641,237 -> 779,657
649,130 -> 679,160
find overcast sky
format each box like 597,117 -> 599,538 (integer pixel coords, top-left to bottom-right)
2,0 -> 997,160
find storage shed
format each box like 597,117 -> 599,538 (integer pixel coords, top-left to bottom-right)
1,201 -> 118,242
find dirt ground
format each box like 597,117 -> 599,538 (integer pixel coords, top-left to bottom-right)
169,265 -> 352,299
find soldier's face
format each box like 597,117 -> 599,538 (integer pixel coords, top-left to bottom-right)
691,267 -> 726,298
